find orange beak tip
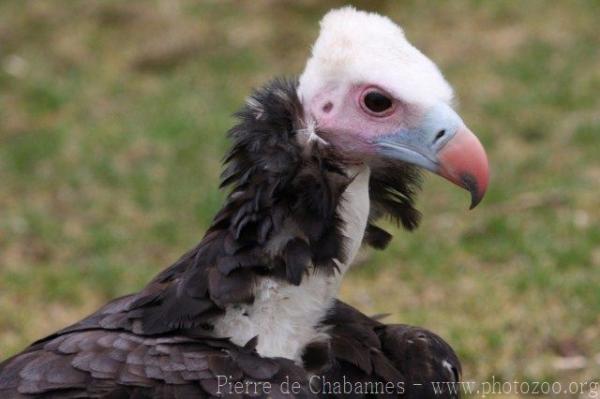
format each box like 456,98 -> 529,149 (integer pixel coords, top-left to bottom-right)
437,127 -> 489,209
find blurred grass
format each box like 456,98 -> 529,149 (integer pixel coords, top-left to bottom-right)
0,0 -> 598,395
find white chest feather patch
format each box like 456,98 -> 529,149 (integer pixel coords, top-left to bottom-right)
213,166 -> 371,360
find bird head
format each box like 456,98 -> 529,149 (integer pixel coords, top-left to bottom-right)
298,7 -> 489,208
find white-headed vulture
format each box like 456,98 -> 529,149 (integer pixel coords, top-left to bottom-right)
0,7 -> 488,399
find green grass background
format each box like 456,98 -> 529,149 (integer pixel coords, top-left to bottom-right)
1,1 -> 598,396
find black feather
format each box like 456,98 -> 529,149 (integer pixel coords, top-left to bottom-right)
363,223 -> 393,250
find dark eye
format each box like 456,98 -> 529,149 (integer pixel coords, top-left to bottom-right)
363,91 -> 393,114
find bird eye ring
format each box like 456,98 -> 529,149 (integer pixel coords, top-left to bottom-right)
360,89 -> 395,116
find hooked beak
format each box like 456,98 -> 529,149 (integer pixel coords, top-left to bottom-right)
374,103 -> 489,208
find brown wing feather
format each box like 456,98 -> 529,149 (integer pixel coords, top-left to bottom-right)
309,300 -> 462,399
0,329 -> 313,398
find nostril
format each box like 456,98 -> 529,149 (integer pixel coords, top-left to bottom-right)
434,129 -> 446,143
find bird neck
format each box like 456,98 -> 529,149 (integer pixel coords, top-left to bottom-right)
213,164 -> 371,360
336,164 -> 371,272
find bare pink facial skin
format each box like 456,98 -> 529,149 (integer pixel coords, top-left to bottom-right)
307,84 -> 423,157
